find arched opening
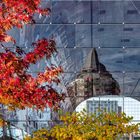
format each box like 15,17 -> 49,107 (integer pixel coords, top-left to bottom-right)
75,95 -> 140,124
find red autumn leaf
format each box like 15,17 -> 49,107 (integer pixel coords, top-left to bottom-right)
0,38 -> 64,111
0,0 -> 64,111
0,0 -> 50,42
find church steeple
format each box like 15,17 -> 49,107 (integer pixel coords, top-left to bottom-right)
82,48 -> 99,72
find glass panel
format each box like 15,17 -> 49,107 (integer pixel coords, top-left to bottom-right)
33,0 -> 51,23
123,25 -> 140,47
124,72 -> 140,97
18,24 -> 53,47
74,1 -> 91,24
99,48 -> 124,72
75,25 -> 91,47
92,1 -> 100,23
93,25 -> 123,48
92,25 -> 101,48
124,1 -> 140,23
18,24 -> 76,48
124,48 -> 140,71
124,97 -> 140,122
54,25 -> 75,48
52,1 -> 76,24
111,72 -> 124,95
61,72 -> 76,86
52,1 -> 91,24
99,1 -> 124,23
57,48 -> 91,73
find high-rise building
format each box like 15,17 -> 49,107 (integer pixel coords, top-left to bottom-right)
86,100 -> 121,116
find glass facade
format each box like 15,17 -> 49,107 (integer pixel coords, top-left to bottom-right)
3,0 -> 140,139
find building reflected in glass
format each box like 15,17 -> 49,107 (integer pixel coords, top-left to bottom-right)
4,0 -> 140,139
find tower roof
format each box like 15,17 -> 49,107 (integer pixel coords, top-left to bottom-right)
82,48 -> 99,71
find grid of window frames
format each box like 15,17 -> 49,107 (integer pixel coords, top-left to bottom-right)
3,0 -> 140,139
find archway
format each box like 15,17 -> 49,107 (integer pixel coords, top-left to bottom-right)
75,95 -> 140,124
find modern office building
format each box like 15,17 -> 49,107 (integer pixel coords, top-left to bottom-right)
86,100 -> 121,115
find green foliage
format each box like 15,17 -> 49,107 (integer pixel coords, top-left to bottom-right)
24,110 -> 140,140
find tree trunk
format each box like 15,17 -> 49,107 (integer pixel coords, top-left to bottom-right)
129,133 -> 133,140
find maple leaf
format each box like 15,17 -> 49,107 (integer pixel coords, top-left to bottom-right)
0,38 -> 64,111
0,34 -> 15,43
0,0 -> 50,43
0,0 -> 64,112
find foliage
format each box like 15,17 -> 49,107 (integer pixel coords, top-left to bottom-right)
0,0 -> 64,111
0,118 -> 7,127
24,110 -> 140,140
0,0 -> 50,43
25,128 -> 51,140
0,39 -> 64,110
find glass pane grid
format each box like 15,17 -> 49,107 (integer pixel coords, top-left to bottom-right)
1,0 -> 140,139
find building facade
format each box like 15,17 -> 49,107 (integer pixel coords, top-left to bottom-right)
4,0 -> 140,138
66,48 -> 120,112
86,100 -> 121,115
